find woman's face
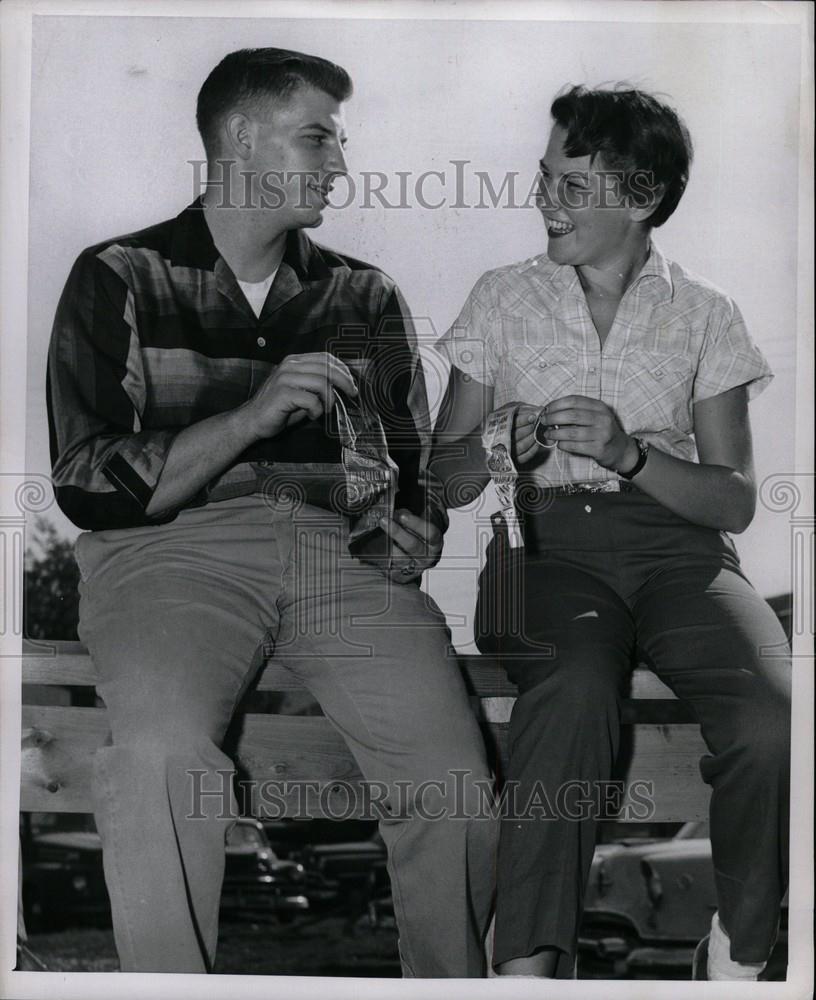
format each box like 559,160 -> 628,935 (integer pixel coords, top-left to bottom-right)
536,125 -> 643,270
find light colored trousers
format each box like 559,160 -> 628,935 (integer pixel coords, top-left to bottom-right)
75,495 -> 497,975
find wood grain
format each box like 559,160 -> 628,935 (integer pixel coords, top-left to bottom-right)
20,641 -> 679,700
20,706 -> 709,821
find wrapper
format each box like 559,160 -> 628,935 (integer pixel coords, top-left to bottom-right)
334,388 -> 398,562
482,406 -> 523,548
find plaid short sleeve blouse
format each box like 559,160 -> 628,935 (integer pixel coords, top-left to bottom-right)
435,243 -> 773,488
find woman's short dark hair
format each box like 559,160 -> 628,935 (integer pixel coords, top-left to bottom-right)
550,85 -> 693,228
197,48 -> 353,157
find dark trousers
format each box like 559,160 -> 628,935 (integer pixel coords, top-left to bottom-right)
475,491 -> 791,975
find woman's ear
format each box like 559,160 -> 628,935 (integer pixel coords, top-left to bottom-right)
627,172 -> 666,224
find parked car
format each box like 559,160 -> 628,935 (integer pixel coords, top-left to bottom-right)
579,821 -> 788,979
219,817 -> 310,922
296,834 -> 390,915
21,829 -> 110,931
21,816 -> 309,930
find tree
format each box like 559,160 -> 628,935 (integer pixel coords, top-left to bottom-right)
24,518 -> 80,641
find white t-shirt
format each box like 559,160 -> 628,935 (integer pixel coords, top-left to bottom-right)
237,268 -> 278,318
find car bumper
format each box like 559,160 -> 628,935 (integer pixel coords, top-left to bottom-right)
220,882 -> 310,915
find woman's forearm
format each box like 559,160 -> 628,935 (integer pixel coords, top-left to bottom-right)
429,431 -> 492,509
628,443 -> 756,533
430,367 -> 495,509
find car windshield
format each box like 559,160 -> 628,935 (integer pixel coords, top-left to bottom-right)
227,824 -> 264,849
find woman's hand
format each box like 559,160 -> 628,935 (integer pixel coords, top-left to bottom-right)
489,401 -> 548,465
536,395 -> 637,472
513,404 -> 545,464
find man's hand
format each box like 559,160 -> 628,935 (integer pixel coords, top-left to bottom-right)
535,395 -> 636,471
378,509 -> 444,583
243,352 -> 358,441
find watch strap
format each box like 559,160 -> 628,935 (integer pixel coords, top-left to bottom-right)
618,437 -> 650,480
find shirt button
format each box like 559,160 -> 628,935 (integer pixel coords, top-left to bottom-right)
584,504 -> 592,513
257,336 -> 266,348
588,366 -> 596,373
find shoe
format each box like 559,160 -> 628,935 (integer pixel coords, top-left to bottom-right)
692,935 -> 709,980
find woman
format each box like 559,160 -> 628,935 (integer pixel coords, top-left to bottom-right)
432,86 -> 791,980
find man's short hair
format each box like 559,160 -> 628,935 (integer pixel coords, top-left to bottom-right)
197,47 -> 353,158
550,85 -> 693,228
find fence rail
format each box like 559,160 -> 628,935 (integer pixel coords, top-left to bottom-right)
20,640 -> 709,821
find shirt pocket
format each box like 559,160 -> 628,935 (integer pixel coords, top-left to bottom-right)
620,350 -> 695,431
503,342 -> 578,405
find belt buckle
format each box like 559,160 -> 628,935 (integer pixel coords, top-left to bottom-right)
579,481 -> 620,494
491,511 -> 506,529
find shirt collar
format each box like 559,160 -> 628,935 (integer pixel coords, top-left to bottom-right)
542,240 -> 674,302
632,241 -> 674,300
169,196 -> 323,282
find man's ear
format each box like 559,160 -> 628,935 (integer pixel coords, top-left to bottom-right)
223,112 -> 255,161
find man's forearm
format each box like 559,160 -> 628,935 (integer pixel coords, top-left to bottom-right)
145,402 -> 259,516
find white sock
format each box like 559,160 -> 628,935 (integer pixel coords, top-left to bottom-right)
707,912 -> 766,981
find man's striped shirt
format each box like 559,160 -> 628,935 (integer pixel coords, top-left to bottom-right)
47,199 -> 445,532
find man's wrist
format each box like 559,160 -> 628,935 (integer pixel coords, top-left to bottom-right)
230,399 -> 266,448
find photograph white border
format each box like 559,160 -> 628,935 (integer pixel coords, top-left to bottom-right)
1,2 -> 813,998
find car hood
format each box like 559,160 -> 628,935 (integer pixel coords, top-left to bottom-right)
33,832 -> 102,851
592,838 -> 710,865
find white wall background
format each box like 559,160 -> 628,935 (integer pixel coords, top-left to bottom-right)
26,12 -> 803,650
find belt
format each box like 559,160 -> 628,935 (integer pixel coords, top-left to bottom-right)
490,480 -> 642,538
533,480 -> 641,496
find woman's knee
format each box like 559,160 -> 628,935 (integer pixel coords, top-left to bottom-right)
734,697 -> 791,768
704,688 -> 791,781
508,646 -> 625,711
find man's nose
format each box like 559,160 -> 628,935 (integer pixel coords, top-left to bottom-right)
326,143 -> 348,177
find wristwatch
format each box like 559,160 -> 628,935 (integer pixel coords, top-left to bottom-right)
618,437 -> 650,479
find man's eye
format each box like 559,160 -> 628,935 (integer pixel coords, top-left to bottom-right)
305,135 -> 325,146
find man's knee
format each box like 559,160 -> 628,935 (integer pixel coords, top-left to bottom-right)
92,738 -> 236,815
382,746 -> 494,823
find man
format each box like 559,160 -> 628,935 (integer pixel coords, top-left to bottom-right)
47,47 -> 496,975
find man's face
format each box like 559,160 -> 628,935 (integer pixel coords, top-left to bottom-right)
247,85 -> 348,229
536,125 -> 639,268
